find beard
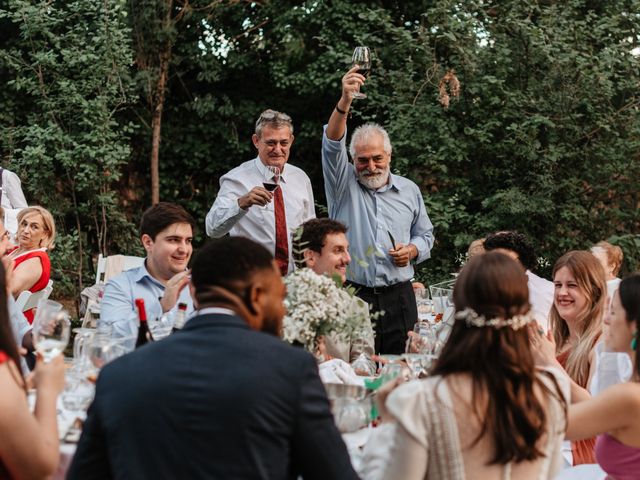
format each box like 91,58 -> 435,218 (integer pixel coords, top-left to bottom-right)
357,166 -> 390,190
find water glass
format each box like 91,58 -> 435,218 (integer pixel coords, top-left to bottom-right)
32,305 -> 70,363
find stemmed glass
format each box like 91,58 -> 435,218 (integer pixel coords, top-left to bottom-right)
263,165 -> 280,193
32,301 -> 70,363
351,46 -> 371,99
262,165 -> 280,209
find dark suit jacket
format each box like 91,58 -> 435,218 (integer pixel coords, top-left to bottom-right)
67,313 -> 359,480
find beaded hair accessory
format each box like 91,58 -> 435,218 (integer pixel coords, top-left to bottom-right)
455,307 -> 534,330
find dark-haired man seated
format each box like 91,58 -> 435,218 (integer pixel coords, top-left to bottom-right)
68,237 -> 359,480
483,231 -> 554,331
99,202 -> 195,338
297,218 -> 376,375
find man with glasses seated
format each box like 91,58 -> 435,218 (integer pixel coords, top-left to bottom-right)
206,109 -> 315,276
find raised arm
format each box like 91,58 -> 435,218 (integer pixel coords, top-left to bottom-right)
326,66 -> 366,141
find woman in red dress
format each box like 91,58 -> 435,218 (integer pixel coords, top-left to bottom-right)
7,206 -> 55,324
0,259 -> 65,479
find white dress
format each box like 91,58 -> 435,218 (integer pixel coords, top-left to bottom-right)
359,369 -> 569,480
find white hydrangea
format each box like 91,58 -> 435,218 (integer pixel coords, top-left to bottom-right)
282,268 -> 372,352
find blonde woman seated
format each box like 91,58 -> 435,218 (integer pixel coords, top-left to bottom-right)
563,274 -> 640,479
360,252 -> 568,480
530,250 -> 607,465
590,241 -> 623,297
7,206 -> 55,323
0,261 -> 65,478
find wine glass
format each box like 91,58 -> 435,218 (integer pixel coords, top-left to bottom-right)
262,165 -> 280,209
405,321 -> 435,354
263,165 -> 280,193
351,46 -> 371,99
32,308 -> 71,363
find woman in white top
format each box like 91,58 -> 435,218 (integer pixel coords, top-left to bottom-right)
360,252 -> 568,480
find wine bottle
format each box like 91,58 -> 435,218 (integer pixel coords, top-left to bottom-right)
135,298 -> 154,348
172,302 -> 188,333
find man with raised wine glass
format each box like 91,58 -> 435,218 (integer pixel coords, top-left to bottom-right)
99,202 -> 195,338
321,66 -> 435,355
205,109 -> 315,275
68,237 -> 359,480
296,217 -> 376,373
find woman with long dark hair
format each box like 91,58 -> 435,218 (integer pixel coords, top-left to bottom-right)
562,274 -> 640,478
0,260 -> 64,478
360,252 -> 568,479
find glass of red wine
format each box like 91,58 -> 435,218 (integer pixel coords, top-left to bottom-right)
262,165 -> 280,208
351,46 -> 371,99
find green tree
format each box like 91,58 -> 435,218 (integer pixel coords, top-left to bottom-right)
0,0 -> 138,294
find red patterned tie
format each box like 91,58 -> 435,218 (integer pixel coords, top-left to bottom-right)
274,186 -> 289,276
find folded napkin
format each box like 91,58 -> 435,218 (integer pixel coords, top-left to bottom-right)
319,359 -> 365,386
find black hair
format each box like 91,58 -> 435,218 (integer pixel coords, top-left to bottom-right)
619,274 -> 640,376
293,218 -> 347,267
139,202 -> 196,240
483,231 -> 537,271
191,237 -> 274,293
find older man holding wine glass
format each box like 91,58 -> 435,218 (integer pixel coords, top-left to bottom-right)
321,64 -> 435,355
205,109 -> 315,276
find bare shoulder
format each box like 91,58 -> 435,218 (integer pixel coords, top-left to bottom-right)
15,256 -> 43,273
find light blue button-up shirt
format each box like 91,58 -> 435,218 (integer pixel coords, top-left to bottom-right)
321,126 -> 434,287
99,262 -> 194,338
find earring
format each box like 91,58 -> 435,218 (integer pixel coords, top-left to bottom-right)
632,336 -> 637,351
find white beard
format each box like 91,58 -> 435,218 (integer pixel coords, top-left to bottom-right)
357,167 -> 390,190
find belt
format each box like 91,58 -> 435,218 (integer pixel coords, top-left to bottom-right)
347,280 -> 411,295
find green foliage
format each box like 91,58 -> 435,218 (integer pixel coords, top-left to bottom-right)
0,0 -> 138,294
0,0 -> 639,303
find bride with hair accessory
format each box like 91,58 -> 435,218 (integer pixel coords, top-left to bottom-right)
359,251 -> 569,480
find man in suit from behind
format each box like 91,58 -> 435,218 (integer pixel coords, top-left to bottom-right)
68,236 -> 358,480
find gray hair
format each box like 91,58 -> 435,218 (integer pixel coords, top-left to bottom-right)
255,109 -> 294,137
349,123 -> 392,158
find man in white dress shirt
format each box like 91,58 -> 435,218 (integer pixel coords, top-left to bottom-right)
205,109 -> 315,275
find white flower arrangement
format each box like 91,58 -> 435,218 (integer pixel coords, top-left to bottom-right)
281,268 -> 373,353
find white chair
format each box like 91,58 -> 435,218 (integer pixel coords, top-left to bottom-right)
84,254 -> 145,328
95,254 -> 145,285
15,279 -> 54,313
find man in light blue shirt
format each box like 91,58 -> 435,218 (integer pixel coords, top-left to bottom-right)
321,66 -> 435,354
99,203 -> 195,338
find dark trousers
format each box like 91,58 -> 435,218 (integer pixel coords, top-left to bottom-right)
348,281 -> 417,355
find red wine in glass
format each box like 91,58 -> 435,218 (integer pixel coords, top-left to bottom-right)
352,46 -> 371,99
262,182 -> 278,192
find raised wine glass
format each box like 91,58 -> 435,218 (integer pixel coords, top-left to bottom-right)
32,308 -> 71,363
262,165 -> 280,209
351,46 -> 371,99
